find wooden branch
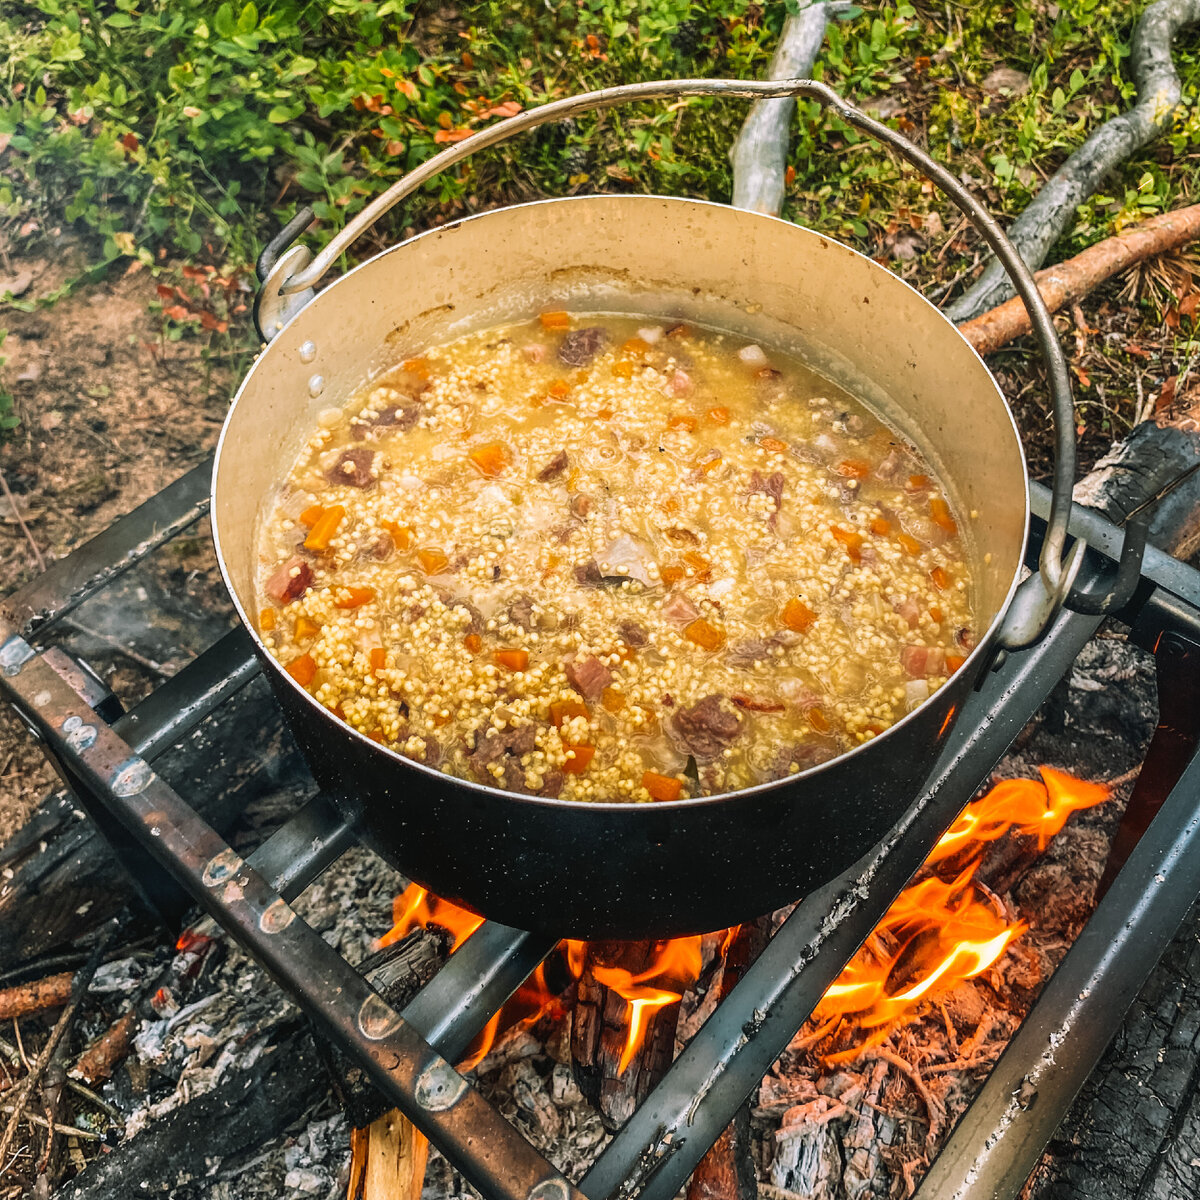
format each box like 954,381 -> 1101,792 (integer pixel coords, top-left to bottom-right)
71,1009 -> 137,1086
958,204 -> 1200,354
946,0 -> 1200,322
0,971 -> 73,1021
730,1 -> 852,216
349,1110 -> 428,1200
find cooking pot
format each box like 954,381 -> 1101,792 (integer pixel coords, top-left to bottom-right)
213,79 -> 1100,939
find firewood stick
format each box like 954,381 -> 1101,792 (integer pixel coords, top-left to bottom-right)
70,1008 -> 137,1086
349,1110 -> 428,1200
0,972 -> 74,1022
958,203 -> 1200,356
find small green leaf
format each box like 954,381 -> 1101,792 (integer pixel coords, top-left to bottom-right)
213,3 -> 235,37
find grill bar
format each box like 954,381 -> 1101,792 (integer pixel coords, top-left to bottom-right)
2,456 -> 213,639
579,561 -> 1108,1200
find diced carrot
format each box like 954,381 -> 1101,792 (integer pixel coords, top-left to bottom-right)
836,459 -> 871,479
402,356 -> 431,379
369,647 -> 386,674
707,406 -> 731,425
806,705 -> 831,734
897,533 -> 922,556
562,744 -> 596,774
668,414 -> 697,432
907,474 -> 932,491
601,687 -> 625,713
295,615 -> 321,640
622,336 -> 651,354
566,468 -> 580,493
870,515 -> 891,536
550,698 -> 589,727
432,712 -> 451,727
662,497 -> 680,515
929,496 -> 958,534
760,437 -> 788,453
417,548 -> 450,574
930,566 -> 951,591
381,519 -> 415,549
831,525 -> 864,563
642,770 -> 683,802
929,605 -> 944,624
259,608 -> 276,632
286,654 -> 317,687
548,379 -> 571,401
464,632 -> 483,654
661,564 -> 686,587
299,504 -> 325,528
695,451 -> 723,477
331,705 -> 346,722
336,586 -> 376,609
468,441 -> 513,478
596,407 -> 614,419
368,729 -> 385,743
539,310 -> 570,330
684,618 -> 726,652
781,598 -> 816,633
615,642 -> 636,663
494,648 -> 529,671
683,551 -> 712,582
611,360 -> 634,379
304,504 -> 346,552
945,652 -> 967,673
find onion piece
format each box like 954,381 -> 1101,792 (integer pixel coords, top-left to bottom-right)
738,344 -> 769,368
638,325 -> 664,344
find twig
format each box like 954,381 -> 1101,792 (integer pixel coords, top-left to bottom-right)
0,1105 -> 101,1142
0,926 -> 113,1166
860,1047 -> 944,1149
947,0 -> 1200,321
0,972 -> 74,1022
61,615 -> 170,677
0,469 -> 45,573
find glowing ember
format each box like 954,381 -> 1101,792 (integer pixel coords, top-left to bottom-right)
814,768 -> 1110,1055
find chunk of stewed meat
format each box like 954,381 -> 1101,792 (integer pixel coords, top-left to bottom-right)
265,556 -> 313,603
667,695 -> 742,763
352,404 -> 420,440
557,327 -> 608,367
325,447 -> 377,489
618,619 -> 648,648
537,450 -> 569,482
662,592 -> 700,625
565,654 -> 613,702
750,470 -> 786,510
900,645 -> 947,678
507,593 -> 536,630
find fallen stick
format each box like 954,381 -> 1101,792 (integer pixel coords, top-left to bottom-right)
70,1009 -> 137,1087
958,203 -> 1200,355
0,972 -> 73,1022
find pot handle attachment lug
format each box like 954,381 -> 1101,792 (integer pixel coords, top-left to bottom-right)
256,76 -> 1098,647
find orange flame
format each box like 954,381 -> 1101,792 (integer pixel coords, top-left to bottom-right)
814,768 -> 1109,1055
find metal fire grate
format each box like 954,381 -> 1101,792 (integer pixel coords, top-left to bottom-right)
2,460 -> 1200,1200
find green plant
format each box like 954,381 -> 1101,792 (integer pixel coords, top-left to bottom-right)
0,330 -> 17,432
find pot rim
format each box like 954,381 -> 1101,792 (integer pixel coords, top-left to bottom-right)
212,192 -> 1031,815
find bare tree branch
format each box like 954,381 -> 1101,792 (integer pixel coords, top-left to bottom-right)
945,0 -> 1200,323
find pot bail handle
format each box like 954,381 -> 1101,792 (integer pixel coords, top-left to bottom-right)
258,77 -> 1084,645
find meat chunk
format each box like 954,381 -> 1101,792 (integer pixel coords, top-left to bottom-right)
575,559 -> 605,587
662,592 -> 700,625
265,556 -> 313,604
750,470 -> 786,510
352,404 -> 420,440
565,654 -> 613,702
537,450 -> 569,482
467,722 -> 537,785
666,695 -> 742,763
557,327 -> 608,367
618,619 -> 648,648
507,593 -> 536,630
900,645 -> 947,678
325,447 -> 377,489
727,637 -> 772,667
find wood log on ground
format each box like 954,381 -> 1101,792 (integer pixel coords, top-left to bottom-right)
946,0 -> 1200,323
348,1111 -> 428,1200
958,205 -> 1200,355
0,971 -> 73,1021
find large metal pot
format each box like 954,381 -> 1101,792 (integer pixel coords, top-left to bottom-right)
213,79 -> 1088,939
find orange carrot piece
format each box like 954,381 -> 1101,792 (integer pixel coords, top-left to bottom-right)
539,310 -> 570,330
468,441 -> 512,478
694,452 -> 723,477
381,519 -> 415,549
259,608 -> 276,632
299,504 -> 325,528
683,551 -> 712,582
601,687 -> 625,713
286,654 -> 317,687
336,586 -> 376,609
550,698 -> 589,727
622,336 -> 651,354
611,360 -> 634,379
294,615 -> 321,640
930,566 -> 951,591
642,770 -> 683,802
562,744 -> 596,774
661,564 -> 686,587
548,379 -> 571,400
929,496 -> 958,534
945,652 -> 967,673
668,414 -> 697,432
781,598 -> 816,633
596,407 -> 614,419
464,632 -> 483,654
369,647 -> 386,674
684,618 -> 726,652
929,605 -> 944,624
417,548 -> 450,575
831,525 -> 864,563
493,648 -> 529,672
907,474 -> 932,491
402,357 -> 431,379
806,705 -> 831,734
836,459 -> 871,479
304,504 -> 346,552
870,515 -> 891,536
897,533 -> 922,556
760,437 -> 788,453
707,406 -> 731,424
